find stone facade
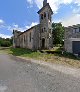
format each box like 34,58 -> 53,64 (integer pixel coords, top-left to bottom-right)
13,0 -> 53,50
64,24 -> 80,54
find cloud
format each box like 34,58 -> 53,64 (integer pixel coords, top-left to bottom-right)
0,19 -> 11,38
12,24 -> 27,32
27,0 -> 33,4
62,14 -> 80,27
25,22 -> 38,29
26,0 -> 80,26
7,23 -> 26,32
72,7 -> 80,14
0,19 -> 4,24
54,19 -> 61,23
27,0 -> 34,8
0,19 -> 5,28
7,22 -> 38,33
74,0 -> 80,6
0,33 -> 11,38
27,0 -> 80,13
13,24 -> 19,28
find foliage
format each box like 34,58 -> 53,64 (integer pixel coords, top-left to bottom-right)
9,48 -> 44,59
0,37 -> 12,47
52,22 -> 64,45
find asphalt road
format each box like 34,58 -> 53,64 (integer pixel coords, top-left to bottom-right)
0,53 -> 80,92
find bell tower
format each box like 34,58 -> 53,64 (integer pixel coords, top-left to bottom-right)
43,0 -> 47,6
38,0 -> 53,49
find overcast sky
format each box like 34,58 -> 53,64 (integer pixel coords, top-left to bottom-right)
0,0 -> 80,38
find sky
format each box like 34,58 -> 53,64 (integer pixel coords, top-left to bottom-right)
0,0 -> 80,38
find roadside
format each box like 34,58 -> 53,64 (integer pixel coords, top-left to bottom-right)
0,47 -> 80,69
0,53 -> 80,92
0,47 -> 80,78
17,56 -> 80,78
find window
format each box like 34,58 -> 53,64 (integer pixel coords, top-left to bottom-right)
73,28 -> 80,33
79,27 -> 80,32
48,13 -> 49,19
44,28 -> 46,32
49,29 -> 51,33
41,14 -> 43,19
76,28 -> 79,33
50,16 -> 51,22
42,28 -> 44,32
44,12 -> 46,18
30,32 -> 31,42
41,28 -> 46,32
73,29 -> 75,33
48,13 -> 51,21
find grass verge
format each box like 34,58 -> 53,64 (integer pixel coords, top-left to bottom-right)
0,47 -> 80,68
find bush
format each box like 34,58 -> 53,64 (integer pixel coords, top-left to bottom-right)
63,52 -> 77,59
1,41 -> 11,47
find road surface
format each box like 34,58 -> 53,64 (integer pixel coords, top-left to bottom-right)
0,53 -> 80,92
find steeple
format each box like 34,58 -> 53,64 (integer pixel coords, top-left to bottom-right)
43,0 -> 47,6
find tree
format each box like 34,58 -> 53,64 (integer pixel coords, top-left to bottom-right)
0,37 -> 12,47
1,41 -> 11,47
52,22 -> 64,46
6,37 -> 13,45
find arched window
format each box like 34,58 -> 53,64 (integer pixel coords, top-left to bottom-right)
48,13 -> 49,19
41,14 -> 43,19
48,13 -> 51,21
44,12 -> 46,18
42,28 -> 44,32
79,27 -> 80,32
44,27 -> 46,32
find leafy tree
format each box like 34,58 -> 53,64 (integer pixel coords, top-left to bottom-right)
52,22 -> 64,46
0,37 -> 12,47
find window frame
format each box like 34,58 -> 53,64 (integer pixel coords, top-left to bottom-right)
41,14 -> 43,20
44,12 -> 46,18
30,32 -> 31,42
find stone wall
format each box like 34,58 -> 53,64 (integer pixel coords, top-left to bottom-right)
64,25 -> 80,53
13,1 -> 53,50
13,30 -> 22,48
39,6 -> 53,49
13,25 -> 40,50
33,24 -> 40,50
19,27 -> 35,49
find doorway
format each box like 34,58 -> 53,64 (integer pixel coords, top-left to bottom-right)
42,38 -> 45,49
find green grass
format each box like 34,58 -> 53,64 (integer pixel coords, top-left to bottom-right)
0,47 -> 80,68
0,47 -> 44,59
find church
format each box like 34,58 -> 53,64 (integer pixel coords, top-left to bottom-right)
13,0 -> 53,50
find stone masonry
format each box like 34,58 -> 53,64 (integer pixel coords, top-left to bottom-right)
64,24 -> 80,54
13,0 -> 53,50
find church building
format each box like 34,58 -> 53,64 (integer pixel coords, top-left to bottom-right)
13,0 -> 53,50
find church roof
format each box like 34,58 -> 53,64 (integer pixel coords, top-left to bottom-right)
18,24 -> 40,36
37,3 -> 53,14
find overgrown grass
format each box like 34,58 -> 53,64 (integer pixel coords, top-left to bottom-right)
0,47 -> 44,59
42,47 -> 78,60
0,47 -> 80,68
4,47 -> 43,59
